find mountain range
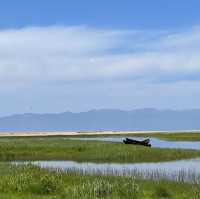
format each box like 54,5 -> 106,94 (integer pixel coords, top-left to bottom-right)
0,108 -> 200,132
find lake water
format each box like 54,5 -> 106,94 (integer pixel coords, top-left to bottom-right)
67,137 -> 200,150
17,158 -> 200,183
12,136 -> 200,183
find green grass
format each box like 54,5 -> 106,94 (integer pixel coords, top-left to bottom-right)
0,137 -> 200,162
134,132 -> 200,141
0,163 -> 199,199
0,135 -> 200,198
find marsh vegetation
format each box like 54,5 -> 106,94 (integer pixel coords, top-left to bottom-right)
0,163 -> 199,199
0,137 -> 200,162
1,133 -> 200,198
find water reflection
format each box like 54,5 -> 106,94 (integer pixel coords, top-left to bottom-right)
16,158 -> 200,183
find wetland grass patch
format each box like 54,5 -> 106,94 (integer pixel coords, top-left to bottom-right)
0,164 -> 200,199
0,137 -> 200,162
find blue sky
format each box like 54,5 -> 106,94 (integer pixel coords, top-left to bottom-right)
1,1 -> 200,116
1,0 -> 200,29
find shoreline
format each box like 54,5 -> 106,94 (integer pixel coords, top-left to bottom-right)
0,130 -> 200,137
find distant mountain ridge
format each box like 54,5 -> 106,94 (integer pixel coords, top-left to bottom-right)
0,108 -> 200,132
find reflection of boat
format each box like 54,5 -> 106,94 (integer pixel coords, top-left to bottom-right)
123,138 -> 151,147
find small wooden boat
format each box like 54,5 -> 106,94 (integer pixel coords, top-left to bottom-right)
123,138 -> 151,147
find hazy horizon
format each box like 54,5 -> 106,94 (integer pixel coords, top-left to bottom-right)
3,107 -> 200,118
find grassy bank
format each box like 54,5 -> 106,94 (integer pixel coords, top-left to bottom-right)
62,132 -> 200,141
0,163 -> 199,199
0,137 -> 200,162
134,132 -> 200,141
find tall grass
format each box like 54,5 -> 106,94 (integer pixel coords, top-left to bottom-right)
51,165 -> 200,184
0,163 -> 200,199
0,164 -> 63,195
0,164 -> 140,199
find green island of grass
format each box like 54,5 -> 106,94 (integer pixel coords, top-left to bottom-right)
0,137 -> 200,162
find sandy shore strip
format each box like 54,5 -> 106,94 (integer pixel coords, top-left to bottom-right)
0,130 -> 200,137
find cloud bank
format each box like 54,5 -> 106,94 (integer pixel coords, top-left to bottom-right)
1,25 -> 200,115
1,25 -> 200,86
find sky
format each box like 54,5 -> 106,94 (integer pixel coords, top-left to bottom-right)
1,0 -> 200,116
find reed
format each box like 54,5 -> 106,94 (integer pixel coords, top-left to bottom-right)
0,163 -> 200,199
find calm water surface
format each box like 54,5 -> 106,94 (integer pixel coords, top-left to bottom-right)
17,158 -> 200,183
67,137 -> 200,150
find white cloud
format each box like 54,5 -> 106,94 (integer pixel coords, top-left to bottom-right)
0,25 -> 200,87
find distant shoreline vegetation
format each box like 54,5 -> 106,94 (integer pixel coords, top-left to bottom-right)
1,131 -> 200,141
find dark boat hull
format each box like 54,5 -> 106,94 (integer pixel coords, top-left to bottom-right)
123,138 -> 151,147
